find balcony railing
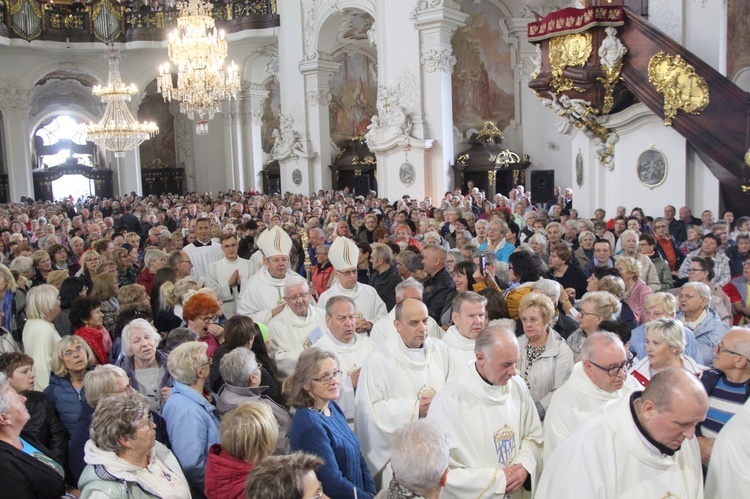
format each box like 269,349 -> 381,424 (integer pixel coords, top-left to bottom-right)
1,0 -> 278,43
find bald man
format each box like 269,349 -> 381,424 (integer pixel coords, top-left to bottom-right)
355,298 -> 456,488
537,368 -> 708,497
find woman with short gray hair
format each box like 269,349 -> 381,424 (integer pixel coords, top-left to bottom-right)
628,318 -> 704,387
78,392 -> 190,498
117,318 -> 173,414
676,281 -> 730,366
161,341 -> 220,496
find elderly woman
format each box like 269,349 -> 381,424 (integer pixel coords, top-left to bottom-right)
285,347 -> 376,499
204,401 -> 279,499
183,290 -> 224,358
445,249 -> 464,276
68,364 -> 170,482
528,233 -> 549,263
628,318 -> 704,387
209,315 -> 282,402
47,244 -> 72,275
0,265 -> 17,341
137,248 -> 167,296
0,352 -> 66,468
78,392 -> 190,498
676,282 -> 730,366
157,276 -> 201,333
395,250 -> 416,280
517,293 -> 574,420
566,291 -> 621,361
394,223 -> 421,252
504,250 -> 542,320
91,272 -> 120,335
162,341 -> 220,497
472,219 -> 489,247
77,250 -> 102,292
71,296 -> 111,366
574,231 -> 596,270
615,256 -> 653,324
117,319 -> 173,414
686,256 -> 733,326
678,233 -> 731,287
22,284 -> 62,390
0,373 -> 66,498
481,220 -> 514,263
113,246 -> 138,287
43,335 -> 95,436
31,250 -> 53,287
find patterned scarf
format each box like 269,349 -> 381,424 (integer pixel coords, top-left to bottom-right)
385,478 -> 424,499
523,344 -> 546,391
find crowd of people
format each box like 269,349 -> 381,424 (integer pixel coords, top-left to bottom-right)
0,184 -> 748,498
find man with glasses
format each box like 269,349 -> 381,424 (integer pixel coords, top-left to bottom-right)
318,236 -> 386,334
206,233 -> 254,316
168,249 -> 193,280
652,216 -> 683,274
267,277 -> 327,379
695,327 -> 750,467
238,226 -> 298,324
538,368 -> 708,498
544,332 -> 639,459
314,296 -> 374,421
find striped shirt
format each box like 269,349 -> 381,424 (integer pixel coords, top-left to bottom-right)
701,377 -> 746,439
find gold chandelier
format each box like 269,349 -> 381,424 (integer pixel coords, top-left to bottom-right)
157,0 -> 240,135
82,47 -> 159,158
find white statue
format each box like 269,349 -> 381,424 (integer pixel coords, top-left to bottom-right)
599,26 -> 627,68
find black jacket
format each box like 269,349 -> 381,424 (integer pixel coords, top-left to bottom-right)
0,435 -> 66,499
369,265 -> 402,312
422,267 -> 456,322
21,391 -> 68,468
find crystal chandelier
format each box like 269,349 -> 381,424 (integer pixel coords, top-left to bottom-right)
157,0 -> 240,135
82,47 -> 159,158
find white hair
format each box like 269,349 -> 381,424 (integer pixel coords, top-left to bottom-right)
219,347 -> 258,387
390,420 -> 449,496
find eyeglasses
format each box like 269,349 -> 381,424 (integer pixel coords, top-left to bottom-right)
577,309 -> 600,318
200,316 -> 218,323
62,345 -> 85,358
138,413 -> 155,429
310,482 -> 325,499
337,269 -> 358,277
311,369 -> 342,384
654,224 -> 666,229
588,360 -> 628,377
200,358 -> 213,368
285,293 -> 309,302
717,342 -> 750,362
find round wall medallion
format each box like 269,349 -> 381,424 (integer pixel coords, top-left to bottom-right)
292,168 -> 303,186
399,162 -> 415,187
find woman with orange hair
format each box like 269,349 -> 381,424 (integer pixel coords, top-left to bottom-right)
183,290 -> 224,358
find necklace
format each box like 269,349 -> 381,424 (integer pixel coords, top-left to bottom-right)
311,404 -> 330,416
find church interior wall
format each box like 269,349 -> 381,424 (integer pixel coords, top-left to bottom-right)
0,0 -> 743,214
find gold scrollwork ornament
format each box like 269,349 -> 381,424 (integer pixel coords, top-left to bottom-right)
648,51 -> 709,126
597,59 -> 623,115
548,32 -> 592,93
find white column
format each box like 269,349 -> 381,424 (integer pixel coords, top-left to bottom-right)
299,56 -> 340,192
415,2 -> 467,198
0,83 -> 33,202
223,101 -> 239,191
247,85 -> 269,193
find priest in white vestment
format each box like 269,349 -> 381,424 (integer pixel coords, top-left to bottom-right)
267,276 -> 327,379
705,398 -> 750,499
441,291 -> 487,368
183,217 -> 224,280
313,296 -> 374,421
370,278 -> 443,347
355,298 -> 456,487
543,332 -> 640,460
428,325 -> 543,498
318,236 -> 386,333
237,226 -> 299,324
537,368 -> 709,498
205,233 -> 255,316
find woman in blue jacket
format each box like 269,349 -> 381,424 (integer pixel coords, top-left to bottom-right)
162,341 -> 220,499
43,335 -> 94,435
284,347 -> 376,499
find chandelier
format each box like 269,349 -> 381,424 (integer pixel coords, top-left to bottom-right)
82,48 -> 159,158
157,0 -> 240,135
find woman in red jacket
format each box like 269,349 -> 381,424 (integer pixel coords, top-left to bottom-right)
204,401 -> 278,499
